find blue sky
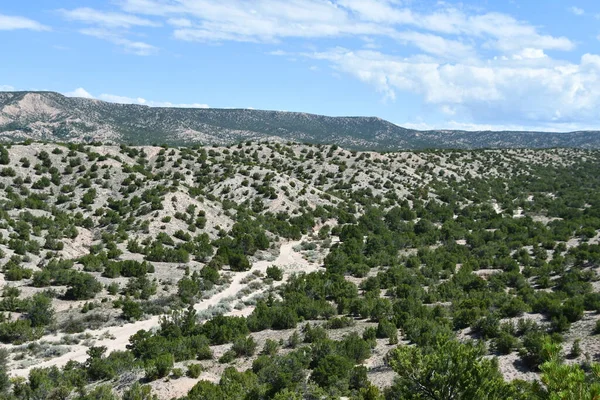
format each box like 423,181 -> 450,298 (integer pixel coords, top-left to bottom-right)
1,0 -> 600,131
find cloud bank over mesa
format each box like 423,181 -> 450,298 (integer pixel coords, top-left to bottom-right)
2,0 -> 600,131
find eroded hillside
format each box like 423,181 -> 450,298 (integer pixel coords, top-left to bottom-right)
0,142 -> 599,399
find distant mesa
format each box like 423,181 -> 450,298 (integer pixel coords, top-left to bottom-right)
1,91 -> 599,150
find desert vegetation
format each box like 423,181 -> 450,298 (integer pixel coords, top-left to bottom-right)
0,141 -> 599,399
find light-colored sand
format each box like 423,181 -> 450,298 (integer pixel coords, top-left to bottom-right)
148,376 -> 199,399
196,234 -> 323,319
9,317 -> 161,378
60,228 -> 93,259
9,236 -> 316,378
496,352 -> 539,382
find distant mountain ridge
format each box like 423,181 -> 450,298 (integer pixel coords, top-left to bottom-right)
1,91 -> 599,150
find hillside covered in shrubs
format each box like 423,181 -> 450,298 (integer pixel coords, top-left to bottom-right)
0,141 -> 599,399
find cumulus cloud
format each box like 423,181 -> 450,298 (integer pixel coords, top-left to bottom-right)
0,14 -> 49,31
64,88 -> 209,108
307,48 -> 600,125
65,88 -> 94,98
512,48 -> 547,60
97,93 -> 149,104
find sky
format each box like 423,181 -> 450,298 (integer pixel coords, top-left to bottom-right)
1,0 -> 600,132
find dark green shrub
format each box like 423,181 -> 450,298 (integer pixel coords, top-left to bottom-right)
123,382 -> 157,400
232,336 -> 257,357
229,253 -> 250,271
261,339 -> 279,356
570,339 -> 582,358
0,146 -> 9,165
519,333 -> 559,370
0,319 -> 42,344
145,353 -> 174,381
493,332 -> 518,355
311,354 -> 353,390
187,363 -> 203,378
376,320 -> 398,344
303,324 -> 328,343
218,350 -> 236,364
171,368 -> 184,379
325,316 -> 355,329
122,299 -> 143,321
65,273 -> 103,300
27,293 -> 55,327
266,266 -> 283,281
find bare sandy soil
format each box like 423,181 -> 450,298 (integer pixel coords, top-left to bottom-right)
9,317 -> 161,377
8,235 -> 318,378
148,376 -> 199,400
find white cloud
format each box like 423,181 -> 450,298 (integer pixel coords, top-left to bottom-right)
116,0 -> 574,54
569,7 -> 585,16
398,120 -> 576,132
402,120 -> 599,133
0,85 -> 15,91
0,14 -> 50,31
80,28 -> 158,56
512,48 -> 547,60
65,88 -> 94,98
55,1 -> 574,63
59,8 -> 160,28
402,121 -> 538,132
116,0 -> 410,45
308,48 -> 600,126
98,93 -> 149,104
441,105 -> 456,116
393,31 -> 476,60
59,7 -> 159,55
338,0 -> 415,24
167,18 -> 192,27
64,88 -> 209,108
429,11 -> 575,52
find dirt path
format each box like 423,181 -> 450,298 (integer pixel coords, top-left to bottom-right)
9,236 -> 316,378
193,235 -> 316,313
225,235 -> 325,318
9,316 -> 161,378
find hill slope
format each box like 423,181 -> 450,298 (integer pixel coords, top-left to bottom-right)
1,142 -> 600,398
1,91 -> 599,149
